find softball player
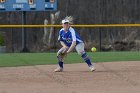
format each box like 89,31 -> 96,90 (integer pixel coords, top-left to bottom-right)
54,18 -> 96,72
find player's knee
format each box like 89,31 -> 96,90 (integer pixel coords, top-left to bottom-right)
81,52 -> 86,57
78,51 -> 85,55
57,50 -> 63,56
57,55 -> 63,61
81,52 -> 89,60
57,52 -> 60,56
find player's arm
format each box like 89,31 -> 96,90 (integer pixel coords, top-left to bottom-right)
66,41 -> 76,54
58,31 -> 68,48
66,28 -> 76,54
60,41 -> 68,48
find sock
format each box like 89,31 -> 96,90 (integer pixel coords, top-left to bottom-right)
57,56 -> 63,68
81,53 -> 92,67
58,61 -> 63,68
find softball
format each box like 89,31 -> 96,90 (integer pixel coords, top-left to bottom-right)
91,47 -> 96,52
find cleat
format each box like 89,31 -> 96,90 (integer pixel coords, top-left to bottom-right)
89,66 -> 96,72
54,67 -> 63,72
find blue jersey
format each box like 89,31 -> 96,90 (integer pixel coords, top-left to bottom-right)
58,27 -> 83,47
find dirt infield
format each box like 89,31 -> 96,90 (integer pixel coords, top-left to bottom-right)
0,61 -> 140,93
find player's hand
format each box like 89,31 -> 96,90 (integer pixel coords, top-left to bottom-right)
60,52 -> 67,58
62,46 -> 68,53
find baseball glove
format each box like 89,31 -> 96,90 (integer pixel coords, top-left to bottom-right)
60,52 -> 67,58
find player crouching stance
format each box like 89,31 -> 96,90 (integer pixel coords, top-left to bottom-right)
54,16 -> 96,72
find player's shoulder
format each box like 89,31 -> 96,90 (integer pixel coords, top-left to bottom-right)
69,27 -> 76,33
69,27 -> 75,31
59,28 -> 64,32
59,28 -> 64,34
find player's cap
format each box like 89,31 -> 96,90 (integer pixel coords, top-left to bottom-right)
62,19 -> 70,24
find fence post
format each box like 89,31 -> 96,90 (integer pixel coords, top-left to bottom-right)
21,11 -> 29,52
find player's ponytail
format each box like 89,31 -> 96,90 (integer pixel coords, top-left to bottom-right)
64,16 -> 74,24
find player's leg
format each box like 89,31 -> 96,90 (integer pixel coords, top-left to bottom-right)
75,43 -> 96,71
54,47 -> 67,72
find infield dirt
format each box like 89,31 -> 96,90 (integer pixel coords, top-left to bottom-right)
0,61 -> 140,93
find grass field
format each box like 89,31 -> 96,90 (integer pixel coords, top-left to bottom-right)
0,52 -> 140,67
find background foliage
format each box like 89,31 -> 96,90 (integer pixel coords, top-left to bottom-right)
0,0 -> 140,52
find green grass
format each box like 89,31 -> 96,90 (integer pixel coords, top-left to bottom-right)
0,52 -> 140,67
